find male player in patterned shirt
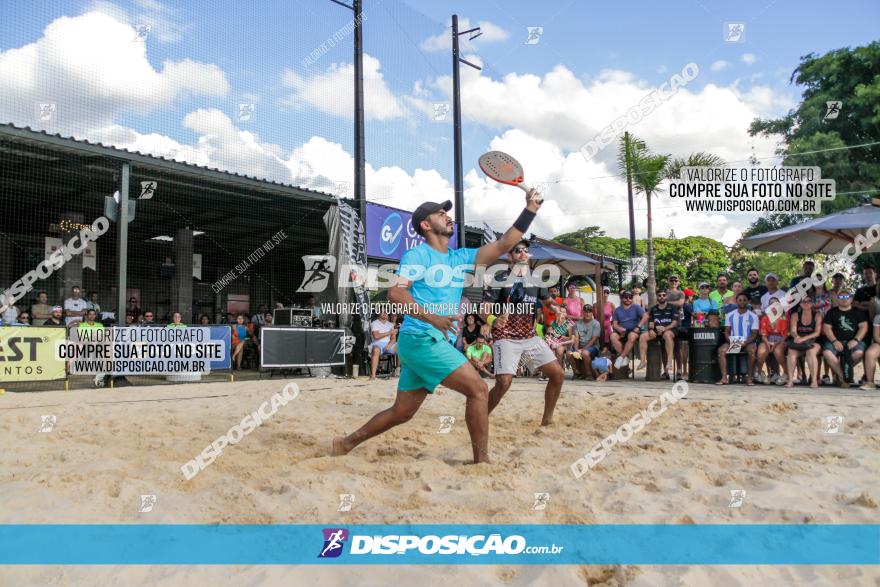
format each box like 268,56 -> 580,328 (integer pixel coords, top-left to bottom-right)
486,240 -> 565,426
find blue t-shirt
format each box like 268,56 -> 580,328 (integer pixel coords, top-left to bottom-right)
692,298 -> 718,314
612,304 -> 645,330
398,243 -> 479,341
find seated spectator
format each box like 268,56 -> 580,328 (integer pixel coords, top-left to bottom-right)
30,291 -> 52,326
757,298 -> 790,385
637,288 -> 679,377
15,311 -> 31,326
786,297 -> 823,389
861,310 -> 880,390
263,312 -> 273,326
545,306 -> 575,365
466,334 -> 493,377
125,313 -> 135,325
199,314 -> 211,325
610,291 -> 644,368
568,305 -> 601,379
45,306 -> 65,326
822,290 -> 868,388
717,293 -> 759,386
140,311 -> 156,326
231,314 -> 255,369
368,310 -> 397,380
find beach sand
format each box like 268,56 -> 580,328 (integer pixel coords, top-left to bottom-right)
0,375 -> 877,586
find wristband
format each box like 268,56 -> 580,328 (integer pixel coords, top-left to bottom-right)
513,208 -> 536,233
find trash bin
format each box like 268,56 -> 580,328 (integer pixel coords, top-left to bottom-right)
689,328 -> 721,383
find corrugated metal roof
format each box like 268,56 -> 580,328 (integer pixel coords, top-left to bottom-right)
0,122 -> 337,202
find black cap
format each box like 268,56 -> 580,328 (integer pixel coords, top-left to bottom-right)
411,200 -> 452,236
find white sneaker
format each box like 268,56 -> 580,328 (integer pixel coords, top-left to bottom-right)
776,374 -> 788,386
613,356 -> 623,369
769,373 -> 779,384
753,372 -> 766,384
621,356 -> 630,367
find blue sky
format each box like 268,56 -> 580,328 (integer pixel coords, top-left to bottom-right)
1,0 -> 878,242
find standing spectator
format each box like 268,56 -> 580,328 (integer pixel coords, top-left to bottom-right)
601,286 -> 615,346
822,290 -> 868,388
666,275 -> 685,310
541,285 -> 564,326
568,305 -> 601,379
564,282 -> 583,320
86,291 -> 101,314
760,273 -> 786,309
785,297 -> 823,389
251,304 -> 268,326
637,288 -> 679,377
829,272 -> 846,307
756,298 -> 790,384
853,265 -> 877,314
812,281 -> 833,317
632,285 -> 648,310
45,306 -> 64,326
709,274 -> 734,320
78,309 -> 108,387
743,268 -> 768,306
306,294 -> 323,322
63,286 -> 88,327
610,291 -> 644,368
127,297 -> 141,321
692,283 -> 717,326
717,293 -> 759,386
459,314 -> 482,351
790,260 -> 817,290
30,291 -> 52,326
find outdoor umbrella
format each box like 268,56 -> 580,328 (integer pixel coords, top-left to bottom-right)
741,204 -> 880,254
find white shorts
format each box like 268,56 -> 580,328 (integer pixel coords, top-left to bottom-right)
493,336 -> 556,375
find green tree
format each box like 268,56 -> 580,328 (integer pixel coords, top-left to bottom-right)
617,135 -> 725,305
747,42 -> 880,269
552,226 -> 606,250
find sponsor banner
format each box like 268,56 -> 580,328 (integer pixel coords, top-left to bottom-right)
365,203 -> 458,261
0,326 -> 66,382
0,524 -> 874,564
63,326 -> 229,375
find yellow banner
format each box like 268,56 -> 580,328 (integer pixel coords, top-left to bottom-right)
0,326 -> 66,382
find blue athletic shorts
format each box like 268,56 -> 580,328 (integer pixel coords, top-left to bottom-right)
397,329 -> 466,393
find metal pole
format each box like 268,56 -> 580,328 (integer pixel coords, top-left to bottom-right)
353,0 -> 366,224
116,162 -> 130,320
452,14 -> 465,247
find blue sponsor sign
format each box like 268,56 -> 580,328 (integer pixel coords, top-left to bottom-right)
209,326 -> 231,370
0,524 -> 875,564
365,203 -> 458,261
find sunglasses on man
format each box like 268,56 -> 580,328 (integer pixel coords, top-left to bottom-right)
838,294 -> 852,300
512,247 -> 529,254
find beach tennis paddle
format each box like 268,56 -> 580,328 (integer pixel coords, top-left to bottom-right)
478,151 -> 544,204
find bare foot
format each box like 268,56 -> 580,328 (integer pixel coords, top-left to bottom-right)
596,373 -> 608,382
369,376 -> 376,381
331,436 -> 351,456
810,381 -> 819,389
637,362 -> 646,370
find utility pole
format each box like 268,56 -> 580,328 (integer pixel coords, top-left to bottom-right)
452,15 -> 481,246
330,0 -> 366,222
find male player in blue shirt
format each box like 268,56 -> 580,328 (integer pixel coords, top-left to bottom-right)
333,190 -> 543,463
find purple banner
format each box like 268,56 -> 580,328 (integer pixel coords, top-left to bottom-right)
365,203 -> 458,261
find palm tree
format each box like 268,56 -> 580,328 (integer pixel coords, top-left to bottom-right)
618,135 -> 724,306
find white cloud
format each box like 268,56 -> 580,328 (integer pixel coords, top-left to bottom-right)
281,54 -> 408,121
710,60 -> 729,71
420,18 -> 509,52
0,10 -> 227,135
741,53 -> 758,65
88,0 -> 189,43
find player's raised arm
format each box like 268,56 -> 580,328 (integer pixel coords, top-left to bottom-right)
475,188 -> 543,266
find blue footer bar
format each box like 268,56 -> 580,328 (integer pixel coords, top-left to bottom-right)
1,524 -> 877,565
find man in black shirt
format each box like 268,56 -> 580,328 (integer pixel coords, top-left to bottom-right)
853,265 -> 877,312
742,268 -> 768,306
636,288 -> 679,376
822,289 -> 868,388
